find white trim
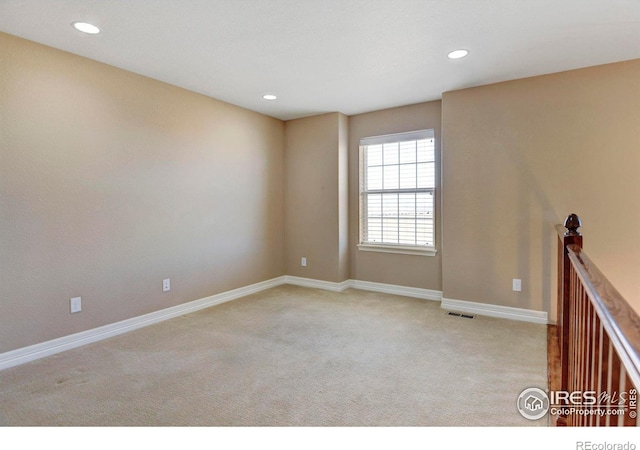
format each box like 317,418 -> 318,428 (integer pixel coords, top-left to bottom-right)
359,129 -> 434,146
351,280 -> 442,301
283,275 -> 352,292
441,297 -> 548,324
0,276 -> 286,371
282,277 -> 442,302
357,243 -> 437,256
0,276 -> 546,371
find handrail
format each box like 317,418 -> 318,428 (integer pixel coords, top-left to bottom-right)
566,244 -> 640,389
555,213 -> 640,426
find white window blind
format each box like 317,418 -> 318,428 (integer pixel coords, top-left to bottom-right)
359,130 -> 435,250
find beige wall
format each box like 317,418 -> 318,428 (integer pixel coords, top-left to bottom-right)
0,33 -> 285,353
442,60 -> 640,317
338,113 -> 350,281
348,102 -> 443,290
284,112 -> 349,282
2,30 -> 638,356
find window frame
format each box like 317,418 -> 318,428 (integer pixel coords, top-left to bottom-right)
358,129 -> 437,257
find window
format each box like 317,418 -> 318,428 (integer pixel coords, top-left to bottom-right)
359,130 -> 436,256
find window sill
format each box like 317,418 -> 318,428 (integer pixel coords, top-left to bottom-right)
357,243 -> 438,257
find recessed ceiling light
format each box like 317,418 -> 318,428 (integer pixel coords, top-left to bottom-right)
72,22 -> 101,35
447,49 -> 469,59
262,94 -> 277,100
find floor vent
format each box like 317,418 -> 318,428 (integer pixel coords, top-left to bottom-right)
446,311 -> 475,319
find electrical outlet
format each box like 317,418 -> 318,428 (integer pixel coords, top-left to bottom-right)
163,278 -> 171,292
512,279 -> 522,292
70,297 -> 82,314
301,257 -> 307,267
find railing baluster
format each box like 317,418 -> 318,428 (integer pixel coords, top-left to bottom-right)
606,339 -> 614,426
589,303 -> 598,426
579,280 -> 587,426
554,214 -> 640,427
597,323 -> 606,426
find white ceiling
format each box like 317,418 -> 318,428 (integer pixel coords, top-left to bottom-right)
0,0 -> 639,121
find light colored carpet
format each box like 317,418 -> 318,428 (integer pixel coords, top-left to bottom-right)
0,285 -> 548,426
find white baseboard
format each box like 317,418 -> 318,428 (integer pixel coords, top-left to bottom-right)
0,276 -> 286,371
0,276 -> 545,371
283,275 -> 351,292
283,276 -> 442,302
350,280 -> 442,301
441,297 -> 548,324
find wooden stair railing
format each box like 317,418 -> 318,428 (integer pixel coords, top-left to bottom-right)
554,214 -> 640,426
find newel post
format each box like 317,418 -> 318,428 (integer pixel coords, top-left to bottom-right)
557,214 -> 583,405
